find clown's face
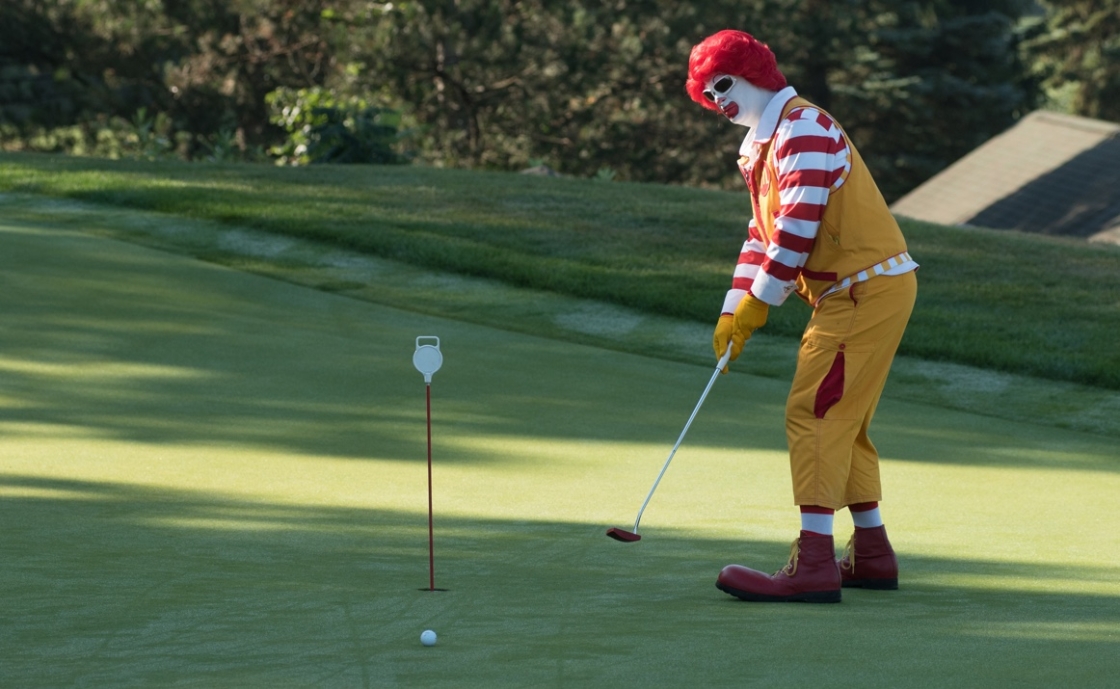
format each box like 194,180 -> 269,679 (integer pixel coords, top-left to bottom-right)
703,74 -> 775,129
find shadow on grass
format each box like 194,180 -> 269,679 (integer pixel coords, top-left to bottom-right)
3,474 -> 1119,689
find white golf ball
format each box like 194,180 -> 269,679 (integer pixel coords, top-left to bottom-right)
420,629 -> 437,647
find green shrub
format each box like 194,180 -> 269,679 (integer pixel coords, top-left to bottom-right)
265,87 -> 406,165
0,108 -> 179,160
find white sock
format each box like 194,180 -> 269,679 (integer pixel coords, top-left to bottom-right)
800,512 -> 834,535
852,507 -> 883,528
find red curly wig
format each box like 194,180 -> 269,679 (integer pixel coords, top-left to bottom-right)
686,30 -> 787,111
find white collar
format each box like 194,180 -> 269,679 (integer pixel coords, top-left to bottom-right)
738,86 -> 799,156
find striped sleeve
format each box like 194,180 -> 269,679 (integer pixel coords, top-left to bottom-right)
750,108 -> 851,306
721,218 -> 767,314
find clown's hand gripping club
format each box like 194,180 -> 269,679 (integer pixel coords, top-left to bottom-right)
606,342 -> 736,542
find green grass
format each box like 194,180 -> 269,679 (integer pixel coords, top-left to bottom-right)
2,152 -> 1119,389
3,194 -> 1120,688
4,192 -> 1119,438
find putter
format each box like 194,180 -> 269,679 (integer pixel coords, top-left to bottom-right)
607,341 -> 736,542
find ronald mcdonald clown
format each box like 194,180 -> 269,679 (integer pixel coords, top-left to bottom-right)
687,30 -> 919,603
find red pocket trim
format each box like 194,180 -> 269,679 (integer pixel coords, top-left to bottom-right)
814,351 -> 845,419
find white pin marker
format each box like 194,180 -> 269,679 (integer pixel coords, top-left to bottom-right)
413,336 -> 443,591
413,336 -> 443,384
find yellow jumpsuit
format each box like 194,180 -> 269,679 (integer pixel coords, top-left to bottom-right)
743,95 -> 917,510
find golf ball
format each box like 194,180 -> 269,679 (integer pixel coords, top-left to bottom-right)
420,629 -> 437,647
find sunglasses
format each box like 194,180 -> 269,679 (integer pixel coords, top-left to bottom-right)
702,76 -> 736,102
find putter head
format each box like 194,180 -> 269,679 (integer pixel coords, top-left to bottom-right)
606,527 -> 641,542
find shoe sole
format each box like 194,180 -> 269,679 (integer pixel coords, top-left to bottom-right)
842,578 -> 898,590
716,582 -> 841,603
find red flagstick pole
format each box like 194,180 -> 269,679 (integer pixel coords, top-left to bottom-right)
413,336 -> 443,592
426,382 -> 435,591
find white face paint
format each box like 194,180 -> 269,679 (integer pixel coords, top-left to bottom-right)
703,74 -> 776,129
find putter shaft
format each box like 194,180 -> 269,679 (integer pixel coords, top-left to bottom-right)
628,343 -> 734,535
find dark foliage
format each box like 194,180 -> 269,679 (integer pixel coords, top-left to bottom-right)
2,1 -> 1114,200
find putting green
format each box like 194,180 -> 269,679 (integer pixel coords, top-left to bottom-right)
2,215 -> 1118,688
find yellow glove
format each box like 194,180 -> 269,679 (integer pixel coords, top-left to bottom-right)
712,314 -> 745,373
733,294 -> 769,345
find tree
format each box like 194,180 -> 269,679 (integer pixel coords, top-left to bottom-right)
3,0 -> 1050,200
341,0 -> 1038,198
823,1 -> 1040,200
1,0 -> 342,157
1023,0 -> 1120,121
336,1 -> 739,185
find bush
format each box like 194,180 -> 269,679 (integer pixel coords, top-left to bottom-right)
266,87 -> 407,166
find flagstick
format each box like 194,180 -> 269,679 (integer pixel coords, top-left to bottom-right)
412,336 -> 443,592
426,381 -> 435,592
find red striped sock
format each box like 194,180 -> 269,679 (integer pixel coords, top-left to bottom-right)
800,505 -> 835,536
849,501 -> 883,528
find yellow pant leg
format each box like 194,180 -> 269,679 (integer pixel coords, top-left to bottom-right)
786,272 -> 917,509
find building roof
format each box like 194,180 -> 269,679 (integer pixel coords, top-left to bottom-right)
890,110 -> 1120,245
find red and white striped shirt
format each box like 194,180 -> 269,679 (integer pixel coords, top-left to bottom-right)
722,87 -> 853,313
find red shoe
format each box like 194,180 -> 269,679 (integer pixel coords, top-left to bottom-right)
839,525 -> 898,590
716,531 -> 842,603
